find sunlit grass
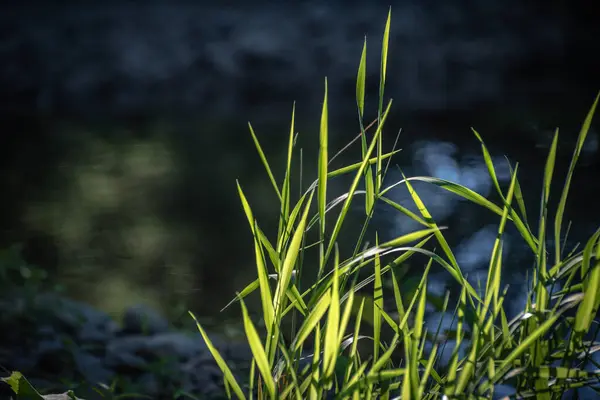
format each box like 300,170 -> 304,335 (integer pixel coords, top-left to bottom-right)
190,8 -> 600,400
2,6 -> 598,400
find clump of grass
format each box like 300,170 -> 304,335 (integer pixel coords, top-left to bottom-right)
189,8 -> 600,400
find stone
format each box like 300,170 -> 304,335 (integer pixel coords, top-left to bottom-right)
105,335 -> 152,370
145,332 -> 207,360
121,304 -> 170,336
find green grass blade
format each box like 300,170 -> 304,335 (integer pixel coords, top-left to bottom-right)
256,225 -> 279,272
378,7 -> 391,122
248,122 -> 281,201
273,190 -> 314,315
471,128 -> 504,198
356,37 -> 367,119
490,312 -> 564,386
411,270 -> 428,398
236,182 -> 275,331
318,78 -> 329,243
239,299 -> 276,399
554,92 -> 599,263
419,344 -> 438,399
370,333 -> 401,375
345,298 -> 366,383
483,165 -> 518,316
535,130 -> 558,293
277,103 -> 297,249
355,33 -> 375,215
390,263 -> 407,333
373,234 -> 383,363
220,279 -> 259,312
379,196 -> 431,227
444,284 -> 467,395
574,230 -> 600,334
376,8 -> 391,191
338,288 -> 355,347
382,176 -> 504,219
391,175 -> 538,253
292,289 -> 331,352
324,99 -> 393,266
310,324 -> 322,400
277,342 -> 303,400
327,149 -> 401,178
323,246 -> 341,385
277,190 -> 307,255
455,310 -> 480,394
379,228 -> 441,248
400,173 -> 477,303
189,311 -> 246,400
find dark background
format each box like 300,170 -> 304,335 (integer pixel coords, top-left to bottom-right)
1,0 -> 599,327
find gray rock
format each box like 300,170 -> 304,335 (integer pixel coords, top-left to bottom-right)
1,289 -> 249,399
145,332 -> 206,360
36,294 -> 118,344
71,350 -> 115,385
136,372 -> 161,398
105,335 -> 149,370
121,304 -> 170,335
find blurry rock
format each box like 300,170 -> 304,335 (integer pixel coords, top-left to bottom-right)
121,304 -> 170,335
105,335 -> 149,370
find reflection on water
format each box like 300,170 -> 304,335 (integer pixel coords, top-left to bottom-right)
382,132 -> 598,319
1,110 -> 598,328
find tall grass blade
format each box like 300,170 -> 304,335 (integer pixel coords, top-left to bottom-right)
318,78 -> 329,244
274,191 -> 314,315
411,267 -> 429,399
240,300 -> 276,399
248,122 -> 281,200
379,227 -> 441,248
378,7 -> 391,122
327,150 -> 401,178
323,246 -> 341,386
324,100 -> 393,266
277,103 -> 297,250
444,284 -> 467,395
376,8 -> 391,191
292,290 -> 331,352
574,230 -> 600,334
373,234 -> 383,363
236,181 -> 275,336
554,92 -> 599,263
189,311 -> 246,400
356,37 -> 367,119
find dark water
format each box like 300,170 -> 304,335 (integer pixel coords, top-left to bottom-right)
2,100 -> 598,331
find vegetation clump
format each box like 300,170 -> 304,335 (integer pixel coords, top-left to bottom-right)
191,9 -> 600,400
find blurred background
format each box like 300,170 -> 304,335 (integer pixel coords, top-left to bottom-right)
1,0 -> 599,329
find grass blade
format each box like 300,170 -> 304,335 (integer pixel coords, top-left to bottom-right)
240,299 -> 276,399
373,234 -> 383,363
324,100 -> 393,266
248,122 -> 281,201
574,230 -> 600,334
554,92 -> 599,263
318,78 -> 329,245
189,311 -> 246,400
236,181 -> 275,335
356,37 -> 367,119
274,190 -> 314,315
277,103 -> 297,250
323,246 -> 341,385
